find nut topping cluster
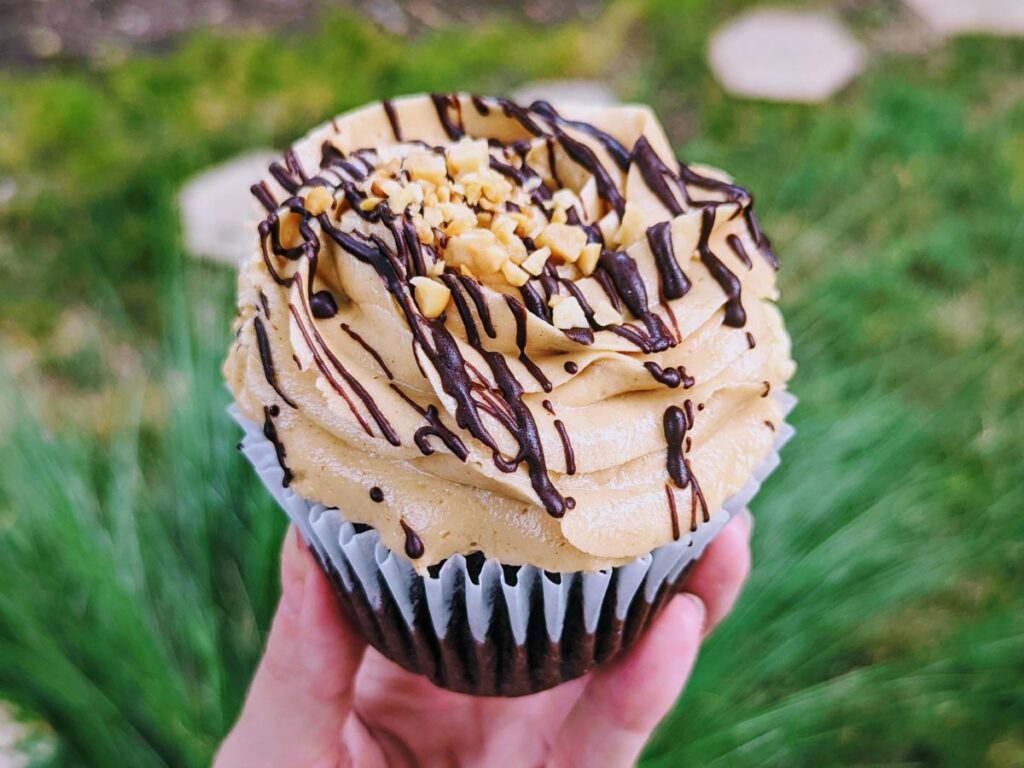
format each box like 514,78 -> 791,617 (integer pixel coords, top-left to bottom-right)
295,136 -> 635,328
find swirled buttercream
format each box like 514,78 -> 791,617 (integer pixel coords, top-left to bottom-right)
225,94 -> 795,572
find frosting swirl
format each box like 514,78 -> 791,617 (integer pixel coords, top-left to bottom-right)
225,94 -> 795,572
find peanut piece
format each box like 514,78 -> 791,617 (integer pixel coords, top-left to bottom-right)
536,223 -> 587,264
410,276 -> 451,318
552,296 -> 589,329
304,186 -> 333,216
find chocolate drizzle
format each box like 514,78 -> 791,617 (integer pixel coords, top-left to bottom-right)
504,295 -> 552,392
646,221 -> 690,300
554,130 -> 625,215
262,405 -> 295,486
644,362 -> 694,389
411,403 -> 469,460
252,182 -> 277,212
310,290 -> 338,318
598,249 -> 675,353
253,316 -> 297,408
632,137 -> 685,215
697,208 -> 746,328
530,100 -> 631,171
341,322 -> 393,379
400,519 -> 425,559
430,93 -> 464,140
726,233 -> 752,269
289,299 -> 401,446
382,99 -> 403,141
470,95 -> 491,115
665,484 -> 680,540
495,97 -> 546,136
553,419 -> 575,475
480,348 -> 565,517
662,403 -> 708,531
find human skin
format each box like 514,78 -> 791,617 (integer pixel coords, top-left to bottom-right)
214,511 -> 753,768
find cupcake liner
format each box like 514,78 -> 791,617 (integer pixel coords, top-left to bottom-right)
231,392 -> 796,696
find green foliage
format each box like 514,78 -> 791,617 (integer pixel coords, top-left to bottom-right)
0,3 -> 1022,766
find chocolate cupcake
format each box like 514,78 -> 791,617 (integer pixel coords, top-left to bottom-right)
225,93 -> 796,696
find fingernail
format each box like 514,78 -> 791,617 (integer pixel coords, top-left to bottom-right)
281,528 -> 307,616
294,525 -> 306,551
739,509 -> 755,538
682,592 -> 706,631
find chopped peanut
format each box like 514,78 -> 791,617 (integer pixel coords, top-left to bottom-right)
476,244 -> 509,273
491,214 -> 518,243
597,210 -> 620,243
404,152 -> 448,185
410,276 -> 451,318
277,211 -> 303,248
552,296 -> 589,329
480,170 -> 512,202
422,206 -> 443,229
592,301 -> 623,327
551,188 -> 578,212
503,235 -> 528,264
441,203 -> 477,236
304,186 -> 333,216
536,223 -> 587,264
577,243 -> 602,276
414,217 -> 434,245
446,138 -> 489,178
387,184 -> 422,214
445,230 -> 507,274
501,260 -> 530,287
520,247 -> 551,276
614,202 -> 646,247
579,177 -> 601,221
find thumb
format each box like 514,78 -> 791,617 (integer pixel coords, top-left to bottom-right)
215,526 -> 368,768
548,593 -> 706,768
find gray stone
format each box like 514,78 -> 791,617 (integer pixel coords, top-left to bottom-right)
0,178 -> 16,208
903,0 -> 1024,37
708,10 -> 867,103
0,702 -> 54,768
510,79 -> 618,108
179,150 -> 278,267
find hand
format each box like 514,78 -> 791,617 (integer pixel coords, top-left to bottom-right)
215,512 -> 753,768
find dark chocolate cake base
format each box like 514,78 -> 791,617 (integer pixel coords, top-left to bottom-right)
309,546 -> 695,697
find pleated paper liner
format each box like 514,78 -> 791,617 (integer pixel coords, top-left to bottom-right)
232,392 -> 795,696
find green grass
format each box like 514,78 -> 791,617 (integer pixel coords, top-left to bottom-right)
1,1 -> 1022,765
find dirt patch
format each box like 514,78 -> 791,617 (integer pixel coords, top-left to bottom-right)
2,0 -> 605,67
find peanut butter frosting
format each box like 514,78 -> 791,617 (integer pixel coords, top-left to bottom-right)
224,93 -> 795,573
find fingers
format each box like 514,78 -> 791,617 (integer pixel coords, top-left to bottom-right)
547,594 -> 706,768
214,526 -> 367,768
684,510 -> 753,636
546,512 -> 753,767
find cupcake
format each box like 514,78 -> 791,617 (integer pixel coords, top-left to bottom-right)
225,93 -> 795,696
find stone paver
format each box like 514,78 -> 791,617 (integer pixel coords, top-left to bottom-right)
0,702 -> 53,768
708,10 -> 866,103
510,79 -> 618,107
903,0 -> 1024,37
179,150 -> 278,267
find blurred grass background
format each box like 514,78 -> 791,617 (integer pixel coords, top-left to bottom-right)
0,0 -> 1022,765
